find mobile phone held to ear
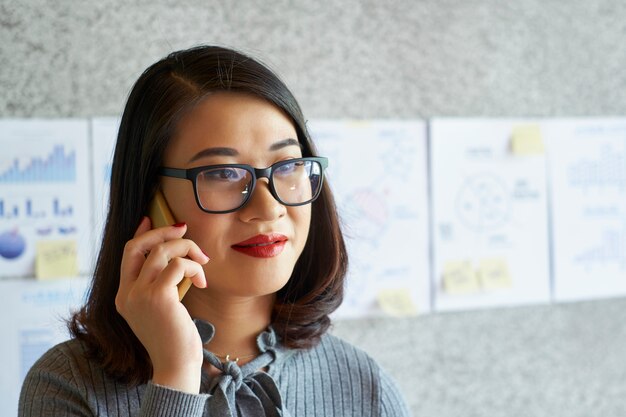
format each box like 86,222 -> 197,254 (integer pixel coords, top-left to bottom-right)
148,190 -> 193,301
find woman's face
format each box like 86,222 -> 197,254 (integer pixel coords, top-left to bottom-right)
161,92 -> 311,298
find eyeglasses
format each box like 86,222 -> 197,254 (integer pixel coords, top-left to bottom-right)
159,157 -> 328,214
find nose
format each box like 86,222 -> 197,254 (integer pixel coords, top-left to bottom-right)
237,178 -> 286,222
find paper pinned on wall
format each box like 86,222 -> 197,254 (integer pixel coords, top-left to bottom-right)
431,118 -> 551,311
91,118 -> 120,258
376,288 -> 419,317
0,119 -> 92,279
35,239 -> 78,279
510,124 -> 545,155
0,278 -> 90,417
442,260 -> 480,295
544,118 -> 626,301
310,119 -> 431,319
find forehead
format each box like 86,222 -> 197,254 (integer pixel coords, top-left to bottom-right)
164,92 -> 299,166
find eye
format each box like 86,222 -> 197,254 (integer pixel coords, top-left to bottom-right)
203,167 -> 246,181
275,160 -> 304,176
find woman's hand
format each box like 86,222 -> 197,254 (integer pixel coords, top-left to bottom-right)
116,217 -> 210,393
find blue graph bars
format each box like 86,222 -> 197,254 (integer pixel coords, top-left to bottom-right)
0,145 -> 76,183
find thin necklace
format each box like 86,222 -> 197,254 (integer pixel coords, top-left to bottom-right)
212,352 -> 258,364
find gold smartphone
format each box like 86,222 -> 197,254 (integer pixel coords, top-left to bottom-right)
148,190 -> 193,301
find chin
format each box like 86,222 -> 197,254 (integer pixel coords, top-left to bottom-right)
208,270 -> 292,298
240,273 -> 292,297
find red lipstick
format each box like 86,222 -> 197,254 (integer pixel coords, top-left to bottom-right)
231,233 -> 288,258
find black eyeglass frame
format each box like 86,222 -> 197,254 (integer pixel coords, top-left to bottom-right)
158,156 -> 329,214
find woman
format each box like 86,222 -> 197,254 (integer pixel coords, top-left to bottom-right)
19,45 -> 411,416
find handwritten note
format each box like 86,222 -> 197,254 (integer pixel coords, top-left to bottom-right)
377,288 -> 418,317
479,258 -> 513,290
511,124 -> 544,155
35,239 -> 78,279
442,260 -> 480,295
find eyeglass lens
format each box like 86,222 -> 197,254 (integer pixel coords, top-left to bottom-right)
195,159 -> 322,212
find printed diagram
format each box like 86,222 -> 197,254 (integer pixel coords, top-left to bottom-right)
0,145 -> 80,262
0,120 -> 92,278
341,188 -> 389,243
303,120 -> 430,317
430,120 -> 551,309
574,223 -> 626,271
0,229 -> 26,259
455,174 -> 510,232
566,139 -> 626,271
0,144 -> 76,183
20,329 -> 56,379
568,141 -> 626,191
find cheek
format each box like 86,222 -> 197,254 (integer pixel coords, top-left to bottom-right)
184,215 -> 231,257
161,180 -> 199,225
291,205 -> 312,253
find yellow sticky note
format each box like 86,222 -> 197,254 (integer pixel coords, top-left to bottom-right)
35,239 -> 78,279
510,125 -> 544,155
442,260 -> 480,295
347,120 -> 371,130
479,258 -> 513,290
377,288 -> 418,317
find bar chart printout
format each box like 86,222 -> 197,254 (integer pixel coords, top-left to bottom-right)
544,119 -> 626,301
0,119 -> 92,278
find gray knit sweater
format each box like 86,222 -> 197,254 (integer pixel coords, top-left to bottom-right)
19,321 -> 411,416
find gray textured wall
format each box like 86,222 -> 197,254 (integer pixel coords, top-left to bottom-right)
2,1 -> 626,416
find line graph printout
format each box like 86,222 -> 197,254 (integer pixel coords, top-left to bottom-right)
0,120 -> 92,278
430,119 -> 551,311
91,118 -> 120,256
309,120 -> 430,318
544,119 -> 626,301
0,277 -> 89,417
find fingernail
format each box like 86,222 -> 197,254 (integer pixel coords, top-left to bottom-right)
201,249 -> 210,261
173,222 -> 186,228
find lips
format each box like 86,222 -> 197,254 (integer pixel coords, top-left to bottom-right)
231,233 -> 288,258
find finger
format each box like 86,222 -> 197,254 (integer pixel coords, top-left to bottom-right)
137,238 -> 210,284
148,235 -> 209,264
117,217 -> 154,298
120,223 -> 189,285
134,216 -> 152,238
141,257 -> 207,296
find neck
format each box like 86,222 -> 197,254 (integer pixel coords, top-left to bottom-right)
182,288 -> 275,359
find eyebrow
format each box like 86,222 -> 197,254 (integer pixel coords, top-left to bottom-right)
187,138 -> 301,163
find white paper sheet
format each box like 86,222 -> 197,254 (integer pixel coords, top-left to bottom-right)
544,118 -> 626,301
0,277 -> 89,417
0,119 -> 92,277
430,119 -> 551,311
309,120 -> 430,318
91,117 -> 119,258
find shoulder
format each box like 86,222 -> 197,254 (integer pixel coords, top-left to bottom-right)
19,338 -> 144,416
317,331 -> 380,375
277,331 -> 379,382
316,334 -> 412,416
274,332 -> 411,417
21,338 -> 89,394
26,338 -> 91,378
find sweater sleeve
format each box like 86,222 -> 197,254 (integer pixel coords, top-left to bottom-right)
18,341 -> 209,417
140,383 -> 209,417
378,366 -> 412,417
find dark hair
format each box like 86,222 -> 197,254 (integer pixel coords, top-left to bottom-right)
69,45 -> 348,384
